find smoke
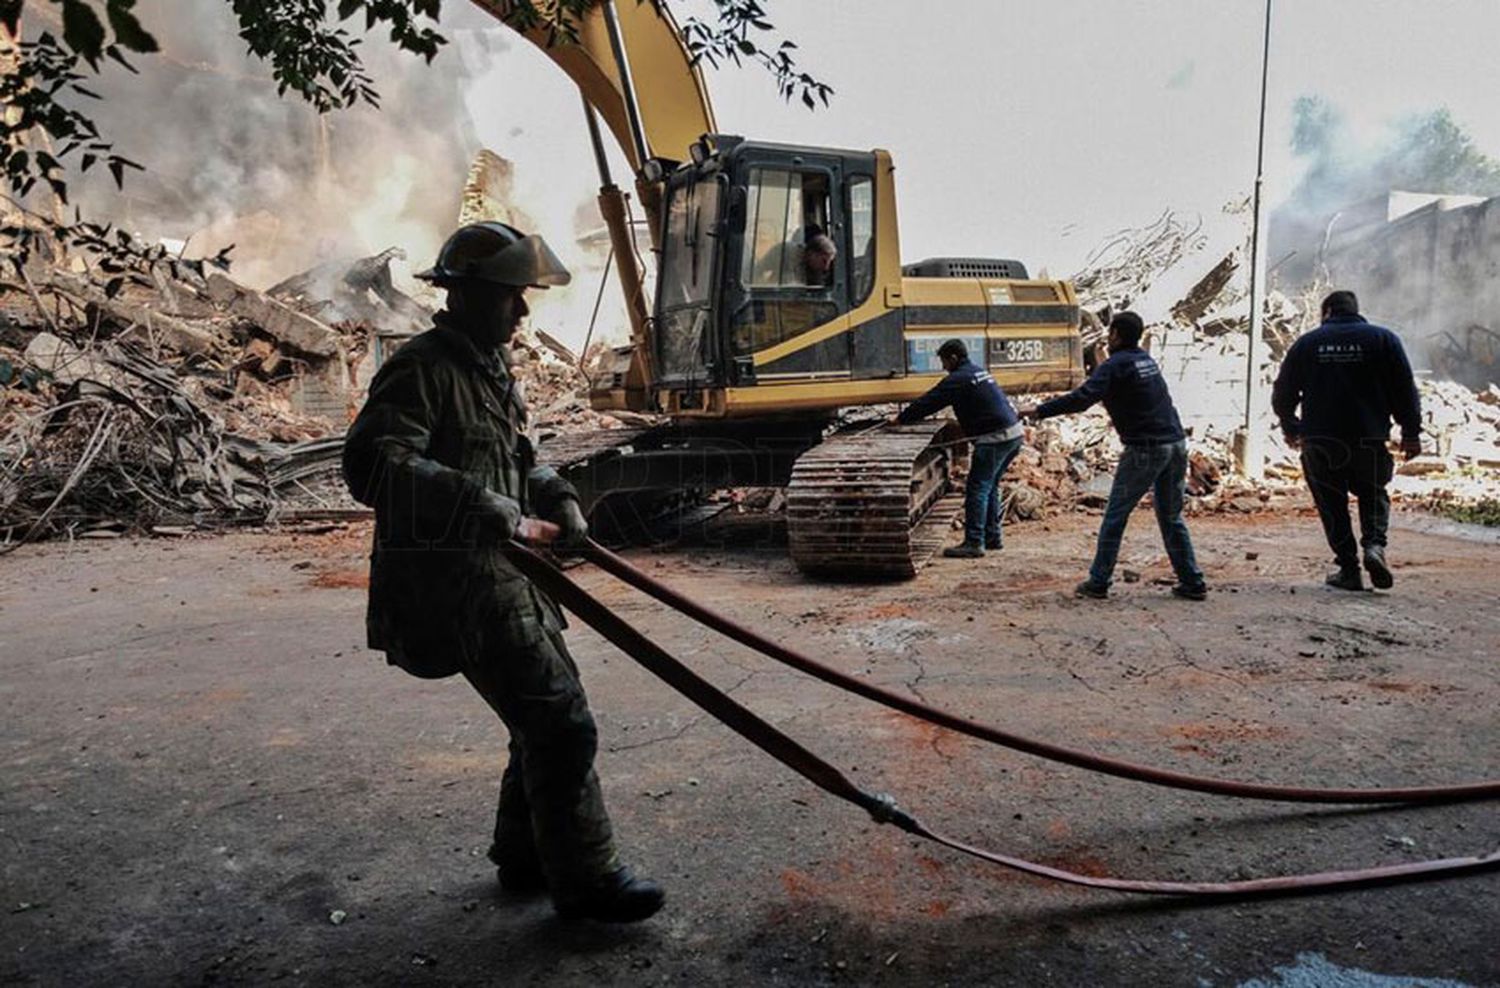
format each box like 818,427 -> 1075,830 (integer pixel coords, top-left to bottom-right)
1270,98 -> 1500,282
52,0 -> 505,289
1267,98 -> 1500,369
27,0 -> 641,354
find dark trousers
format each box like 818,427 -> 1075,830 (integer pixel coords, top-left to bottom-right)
963,436 -> 1023,547
1089,439 -> 1204,589
461,628 -> 618,895
1300,439 -> 1393,569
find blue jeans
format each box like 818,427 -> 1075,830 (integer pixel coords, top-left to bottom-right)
964,436 -> 1023,547
1088,439 -> 1204,589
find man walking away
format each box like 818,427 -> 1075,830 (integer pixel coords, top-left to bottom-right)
892,338 -> 1025,558
1019,312 -> 1207,600
1271,290 -> 1422,591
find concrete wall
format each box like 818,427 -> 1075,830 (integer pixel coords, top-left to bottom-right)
1323,194 -> 1500,365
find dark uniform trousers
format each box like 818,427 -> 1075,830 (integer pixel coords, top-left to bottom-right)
1300,439 -> 1394,569
460,621 -> 618,890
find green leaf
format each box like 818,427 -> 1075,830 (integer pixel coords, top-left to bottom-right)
106,2 -> 159,54
61,0 -> 108,66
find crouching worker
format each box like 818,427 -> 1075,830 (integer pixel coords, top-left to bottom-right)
892,338 -> 1025,557
342,222 -> 663,923
1019,312 -> 1207,601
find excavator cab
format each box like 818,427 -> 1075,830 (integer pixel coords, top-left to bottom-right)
651,136 -> 891,411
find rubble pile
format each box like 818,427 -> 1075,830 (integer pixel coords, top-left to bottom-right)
1006,208 -> 1500,519
0,235 -> 629,546
508,328 -> 634,436
1,255 -> 366,544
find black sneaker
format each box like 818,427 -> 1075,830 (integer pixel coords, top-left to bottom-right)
1074,580 -> 1108,599
1363,546 -> 1393,589
943,543 -> 985,559
1171,583 -> 1208,601
1325,566 -> 1364,592
554,867 -> 665,923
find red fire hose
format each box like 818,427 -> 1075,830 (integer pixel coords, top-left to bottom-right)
504,540 -> 1500,897
579,540 -> 1500,806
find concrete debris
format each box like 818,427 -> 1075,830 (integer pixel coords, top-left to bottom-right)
1058,209 -> 1500,518
207,273 -> 341,358
267,247 -> 431,339
1,249 -> 614,546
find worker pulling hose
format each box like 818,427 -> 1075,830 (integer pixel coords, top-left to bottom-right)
504,540 -> 1500,898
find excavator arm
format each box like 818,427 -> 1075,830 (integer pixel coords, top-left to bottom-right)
467,0 -> 716,171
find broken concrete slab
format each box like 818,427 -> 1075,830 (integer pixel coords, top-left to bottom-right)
207,273 -> 340,358
43,272 -> 221,357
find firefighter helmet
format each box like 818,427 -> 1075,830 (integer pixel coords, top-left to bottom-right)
415,222 -> 571,289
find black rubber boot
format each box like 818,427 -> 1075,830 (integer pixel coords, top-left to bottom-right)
1325,566 -> 1364,592
984,538 -> 1003,551
554,867 -> 665,923
487,845 -> 547,896
1363,546 -> 1393,589
943,542 -> 985,559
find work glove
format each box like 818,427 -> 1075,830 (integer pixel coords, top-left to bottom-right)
551,497 -> 589,550
1400,434 -> 1422,461
473,488 -> 522,544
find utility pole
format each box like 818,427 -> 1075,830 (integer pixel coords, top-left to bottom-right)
1239,0 -> 1273,480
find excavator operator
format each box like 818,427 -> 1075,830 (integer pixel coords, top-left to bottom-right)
342,221 -> 665,924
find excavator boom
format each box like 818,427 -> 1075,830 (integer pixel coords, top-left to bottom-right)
468,1 -> 715,170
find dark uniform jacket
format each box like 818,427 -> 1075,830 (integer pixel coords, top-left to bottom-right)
1036,345 -> 1185,445
342,316 -> 578,679
896,358 -> 1020,438
1271,314 -> 1422,442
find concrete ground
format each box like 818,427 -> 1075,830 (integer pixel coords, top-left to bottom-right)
2,508 -> 1497,987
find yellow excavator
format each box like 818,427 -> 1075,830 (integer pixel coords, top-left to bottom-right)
471,0 -> 1085,577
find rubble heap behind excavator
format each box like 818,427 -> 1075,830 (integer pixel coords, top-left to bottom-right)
477,0 -> 1085,578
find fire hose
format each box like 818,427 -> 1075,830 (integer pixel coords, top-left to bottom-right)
504,540 -> 1500,897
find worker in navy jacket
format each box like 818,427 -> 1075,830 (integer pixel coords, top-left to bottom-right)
892,339 -> 1024,557
1271,290 -> 1422,592
1019,311 -> 1207,600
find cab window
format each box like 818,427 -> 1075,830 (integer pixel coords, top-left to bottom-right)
848,175 -> 875,305
740,167 -> 832,290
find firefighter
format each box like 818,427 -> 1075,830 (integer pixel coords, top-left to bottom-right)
342,222 -> 664,923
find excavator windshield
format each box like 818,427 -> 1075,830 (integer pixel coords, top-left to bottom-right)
655,173 -> 722,381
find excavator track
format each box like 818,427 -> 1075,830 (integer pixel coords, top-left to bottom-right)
535,425 -> 656,470
786,420 -> 965,579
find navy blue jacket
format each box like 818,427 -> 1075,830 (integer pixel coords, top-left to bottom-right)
896,358 -> 1019,438
1035,346 -> 1185,445
1271,314 -> 1422,441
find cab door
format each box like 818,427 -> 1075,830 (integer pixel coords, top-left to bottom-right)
724,152 -> 851,383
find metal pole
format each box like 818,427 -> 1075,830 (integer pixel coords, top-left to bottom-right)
601,0 -> 651,170
582,93 -> 614,186
1240,0 -> 1273,480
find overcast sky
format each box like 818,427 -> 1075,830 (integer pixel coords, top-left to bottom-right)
457,0 -> 1500,279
